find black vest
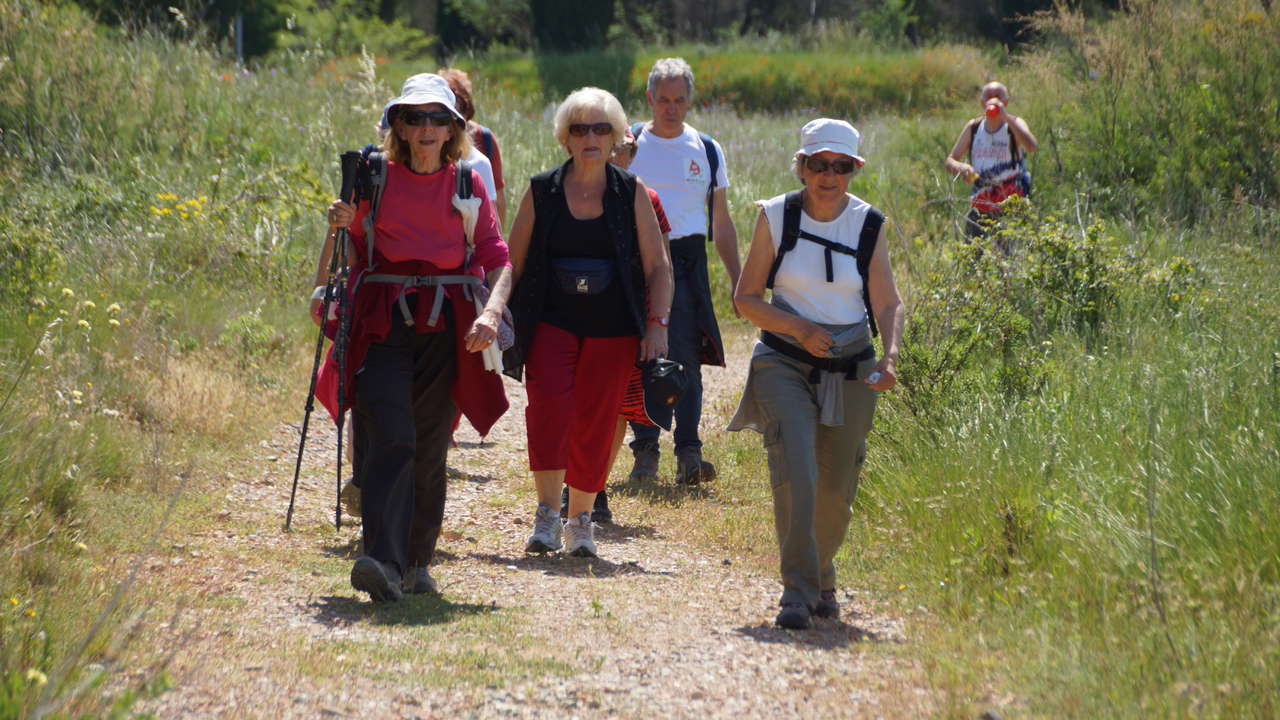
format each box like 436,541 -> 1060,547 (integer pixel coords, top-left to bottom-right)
503,160 -> 648,380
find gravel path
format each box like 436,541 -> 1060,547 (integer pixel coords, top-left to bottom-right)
134,335 -> 928,719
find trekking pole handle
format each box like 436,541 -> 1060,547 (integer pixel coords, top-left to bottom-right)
339,151 -> 362,205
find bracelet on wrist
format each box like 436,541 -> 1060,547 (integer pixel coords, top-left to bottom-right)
647,316 -> 669,327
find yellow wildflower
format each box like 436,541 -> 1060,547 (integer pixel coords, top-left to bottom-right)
151,206 -> 163,215
61,288 -> 74,298
8,597 -> 16,605
25,669 -> 46,686
71,390 -> 83,398
25,608 -> 35,617
107,303 -> 120,313
109,319 -> 120,327
180,212 -> 189,220
77,320 -> 90,329
83,300 -> 96,309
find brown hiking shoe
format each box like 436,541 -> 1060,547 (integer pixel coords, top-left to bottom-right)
674,449 -> 716,486
340,477 -> 361,517
628,447 -> 660,482
814,589 -> 840,619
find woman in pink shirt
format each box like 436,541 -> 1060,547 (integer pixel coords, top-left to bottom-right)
314,74 -> 512,602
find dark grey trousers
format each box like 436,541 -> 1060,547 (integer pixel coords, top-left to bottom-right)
353,315 -> 456,576
750,350 -> 878,608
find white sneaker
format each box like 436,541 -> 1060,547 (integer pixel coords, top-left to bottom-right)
564,512 -> 598,558
524,503 -> 563,553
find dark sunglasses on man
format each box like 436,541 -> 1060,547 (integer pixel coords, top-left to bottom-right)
804,156 -> 858,175
399,109 -> 455,127
568,122 -> 615,137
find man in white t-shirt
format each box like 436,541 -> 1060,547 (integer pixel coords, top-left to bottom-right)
626,57 -> 743,487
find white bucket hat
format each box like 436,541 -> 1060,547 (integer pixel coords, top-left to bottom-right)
796,118 -> 866,167
380,73 -> 466,131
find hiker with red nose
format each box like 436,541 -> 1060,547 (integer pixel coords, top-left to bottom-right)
315,73 -> 512,602
730,119 -> 904,630
944,81 -> 1039,242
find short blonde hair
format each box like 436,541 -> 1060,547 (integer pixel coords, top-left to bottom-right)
792,152 -> 863,182
384,112 -> 473,167
553,87 -> 627,153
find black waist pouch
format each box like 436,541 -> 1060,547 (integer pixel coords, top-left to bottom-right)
550,257 -> 616,295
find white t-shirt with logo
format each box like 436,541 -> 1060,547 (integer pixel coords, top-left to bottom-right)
629,123 -> 730,240
757,193 -> 874,325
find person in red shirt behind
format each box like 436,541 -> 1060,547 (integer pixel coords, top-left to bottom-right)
313,74 -> 512,602
438,69 -> 507,227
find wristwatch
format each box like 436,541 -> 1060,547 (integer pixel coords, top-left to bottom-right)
648,316 -> 669,327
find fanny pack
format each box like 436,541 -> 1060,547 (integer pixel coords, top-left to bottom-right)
550,257 -> 615,295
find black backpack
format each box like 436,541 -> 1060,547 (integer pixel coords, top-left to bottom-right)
765,190 -> 884,338
630,122 -> 721,244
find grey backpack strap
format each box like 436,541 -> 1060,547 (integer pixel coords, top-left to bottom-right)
363,151 -> 388,268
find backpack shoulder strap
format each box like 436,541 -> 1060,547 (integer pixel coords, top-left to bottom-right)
363,151 -> 389,268
455,158 -> 473,200
480,127 -> 494,159
699,131 -> 720,244
630,122 -> 646,142
766,189 -> 804,290
857,207 -> 885,338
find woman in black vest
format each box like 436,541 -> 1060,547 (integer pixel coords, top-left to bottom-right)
504,87 -> 672,558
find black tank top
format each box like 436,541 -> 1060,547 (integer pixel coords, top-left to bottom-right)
541,194 -> 638,338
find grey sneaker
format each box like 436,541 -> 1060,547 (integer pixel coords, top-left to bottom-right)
564,512 -> 598,558
628,447 -> 660,482
524,503 -> 563,553
340,477 -> 361,517
814,590 -> 840,619
675,450 -> 716,486
402,567 -> 438,595
350,556 -> 403,602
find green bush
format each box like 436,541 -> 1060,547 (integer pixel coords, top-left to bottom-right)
1023,0 -> 1280,219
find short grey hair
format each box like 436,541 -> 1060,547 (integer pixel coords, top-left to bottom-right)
553,87 -> 628,153
647,58 -> 694,99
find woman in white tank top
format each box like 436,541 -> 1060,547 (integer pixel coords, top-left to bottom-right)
729,119 -> 904,630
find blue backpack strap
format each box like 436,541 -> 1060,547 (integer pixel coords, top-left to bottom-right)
630,122 -> 646,141
766,190 -> 804,290
857,208 -> 884,338
698,131 -> 719,244
363,151 -> 388,269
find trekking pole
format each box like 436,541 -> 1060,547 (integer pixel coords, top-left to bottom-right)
333,161 -> 359,531
285,151 -> 362,532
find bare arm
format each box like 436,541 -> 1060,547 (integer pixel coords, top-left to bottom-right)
734,210 -> 835,356
636,179 -> 671,361
710,187 -> 743,317
506,186 -> 535,285
1007,115 -> 1038,154
494,188 -> 508,229
944,122 -> 977,183
864,224 -> 903,391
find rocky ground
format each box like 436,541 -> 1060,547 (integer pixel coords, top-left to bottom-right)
133,337 -> 930,719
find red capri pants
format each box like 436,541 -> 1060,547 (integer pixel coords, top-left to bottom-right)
525,323 -> 640,493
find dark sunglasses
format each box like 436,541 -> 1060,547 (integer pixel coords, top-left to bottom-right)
568,122 -> 614,137
399,110 -> 455,128
804,156 -> 858,175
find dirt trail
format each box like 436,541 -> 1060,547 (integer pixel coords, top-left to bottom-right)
135,337 -> 927,719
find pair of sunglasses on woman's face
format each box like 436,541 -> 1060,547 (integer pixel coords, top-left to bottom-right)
400,110 -> 454,128
568,122 -> 615,137
805,156 -> 858,175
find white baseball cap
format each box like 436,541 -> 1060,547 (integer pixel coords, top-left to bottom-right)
796,118 -> 866,167
380,74 -> 466,130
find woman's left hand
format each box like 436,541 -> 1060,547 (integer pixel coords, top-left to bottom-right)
640,326 -> 669,362
465,310 -> 501,353
866,357 -> 897,391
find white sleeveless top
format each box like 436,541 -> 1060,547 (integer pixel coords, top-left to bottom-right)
757,193 -> 874,325
970,120 -> 1023,187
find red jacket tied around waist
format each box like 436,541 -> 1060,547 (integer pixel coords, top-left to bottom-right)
315,161 -> 512,436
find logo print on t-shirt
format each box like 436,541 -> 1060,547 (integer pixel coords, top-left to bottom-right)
685,158 -> 706,186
